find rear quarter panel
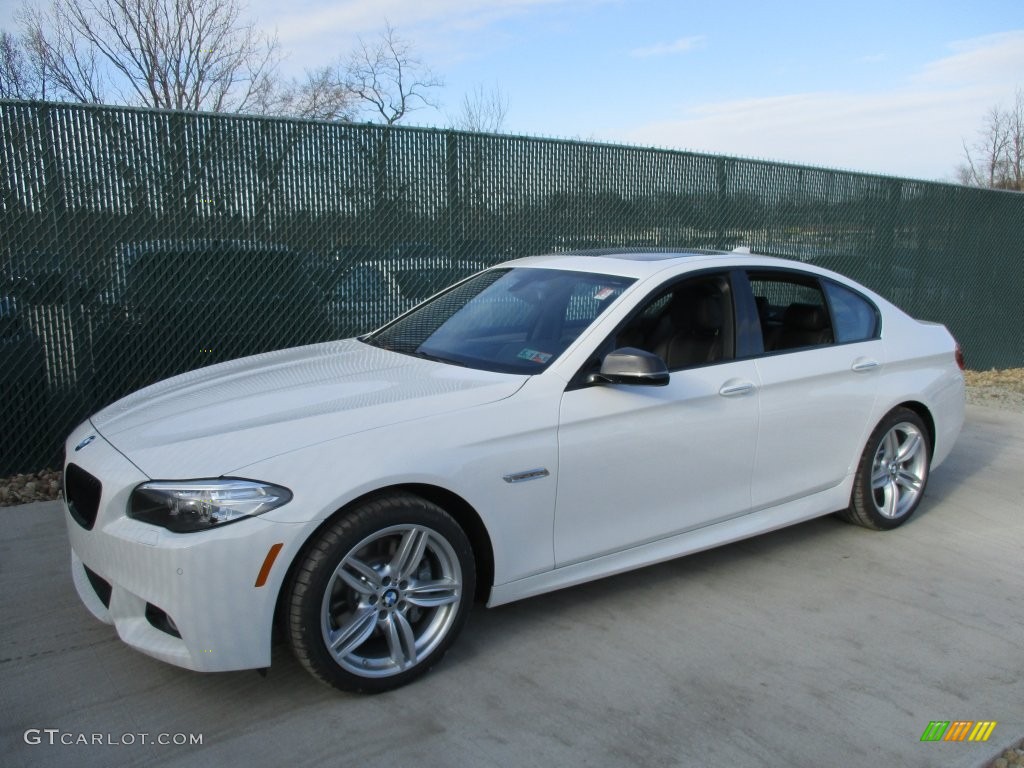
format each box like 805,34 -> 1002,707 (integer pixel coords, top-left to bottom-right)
876,308 -> 965,469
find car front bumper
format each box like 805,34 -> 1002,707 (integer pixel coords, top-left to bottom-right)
63,421 -> 303,673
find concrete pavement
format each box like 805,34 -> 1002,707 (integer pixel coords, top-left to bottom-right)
1,404 -> 1022,768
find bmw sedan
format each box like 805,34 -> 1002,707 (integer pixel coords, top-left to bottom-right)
62,250 -> 965,692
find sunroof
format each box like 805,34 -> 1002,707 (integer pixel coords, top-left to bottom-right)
560,247 -> 729,260
605,252 -> 705,261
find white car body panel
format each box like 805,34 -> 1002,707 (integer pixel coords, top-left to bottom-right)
62,251 -> 966,674
751,340 -> 883,508
489,479 -> 854,607
92,340 -> 527,478
64,420 -> 299,671
240,374 -> 564,584
554,358 -> 759,565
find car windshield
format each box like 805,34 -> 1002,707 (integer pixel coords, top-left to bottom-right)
362,267 -> 635,374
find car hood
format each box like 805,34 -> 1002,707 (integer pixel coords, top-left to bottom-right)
91,340 -> 528,478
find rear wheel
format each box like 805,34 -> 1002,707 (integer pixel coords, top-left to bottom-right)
841,407 -> 930,530
287,493 -> 475,693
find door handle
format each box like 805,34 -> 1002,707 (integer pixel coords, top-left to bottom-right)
851,358 -> 880,372
719,380 -> 756,397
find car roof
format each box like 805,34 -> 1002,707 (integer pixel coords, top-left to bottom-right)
494,249 -> 894,310
498,249 -> 762,279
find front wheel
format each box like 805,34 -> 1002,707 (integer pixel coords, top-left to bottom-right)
287,493 -> 475,693
841,407 -> 931,530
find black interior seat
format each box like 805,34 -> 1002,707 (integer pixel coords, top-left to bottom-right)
776,303 -> 832,349
650,292 -> 723,369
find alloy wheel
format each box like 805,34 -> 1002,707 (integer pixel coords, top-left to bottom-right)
869,421 -> 928,519
319,524 -> 463,678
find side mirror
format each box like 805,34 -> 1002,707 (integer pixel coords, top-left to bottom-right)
590,347 -> 670,386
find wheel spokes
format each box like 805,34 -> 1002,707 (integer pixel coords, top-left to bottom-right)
338,556 -> 380,595
319,521 -> 464,679
882,430 -> 899,463
896,469 -> 923,493
870,421 -> 927,519
383,611 -> 418,669
328,604 -> 378,658
896,432 -> 922,463
390,528 -> 429,580
405,577 -> 460,607
880,477 -> 899,518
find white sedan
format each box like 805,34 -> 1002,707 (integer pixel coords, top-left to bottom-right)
62,250 -> 965,692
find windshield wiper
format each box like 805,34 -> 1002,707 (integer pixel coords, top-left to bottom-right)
409,348 -> 469,368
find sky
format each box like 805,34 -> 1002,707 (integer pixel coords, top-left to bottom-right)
5,0 -> 1024,182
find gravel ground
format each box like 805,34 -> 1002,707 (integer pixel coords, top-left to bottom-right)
3,367 -> 1022,765
991,740 -> 1024,768
0,468 -> 61,507
964,368 -> 1024,411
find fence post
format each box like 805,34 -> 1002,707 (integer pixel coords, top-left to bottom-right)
716,155 -> 728,247
445,130 -> 461,256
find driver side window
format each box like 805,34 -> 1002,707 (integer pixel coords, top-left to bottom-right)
614,274 -> 734,370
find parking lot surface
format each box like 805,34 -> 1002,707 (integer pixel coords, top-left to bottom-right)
2,405 -> 1022,768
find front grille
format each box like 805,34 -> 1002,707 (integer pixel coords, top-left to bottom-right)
65,463 -> 102,530
83,564 -> 112,608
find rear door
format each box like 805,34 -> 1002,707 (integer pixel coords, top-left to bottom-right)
746,270 -> 884,509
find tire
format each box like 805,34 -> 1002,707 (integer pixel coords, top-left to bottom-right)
287,493 -> 475,693
840,407 -> 931,530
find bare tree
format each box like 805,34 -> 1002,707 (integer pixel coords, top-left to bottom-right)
258,66 -> 355,122
452,83 -> 508,133
346,22 -> 442,125
1006,90 -> 1024,191
15,0 -> 280,112
259,23 -> 441,125
958,89 -> 1024,191
0,30 -> 38,98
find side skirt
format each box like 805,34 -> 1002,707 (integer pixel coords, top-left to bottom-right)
487,480 -> 853,607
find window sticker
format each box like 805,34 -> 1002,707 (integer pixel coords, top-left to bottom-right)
517,348 -> 552,364
594,286 -> 616,301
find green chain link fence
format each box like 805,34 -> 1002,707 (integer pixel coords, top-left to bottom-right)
2,100 -> 1023,474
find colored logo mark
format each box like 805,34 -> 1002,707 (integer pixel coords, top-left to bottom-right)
920,721 -> 997,742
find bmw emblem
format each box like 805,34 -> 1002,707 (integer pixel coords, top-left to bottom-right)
74,435 -> 96,452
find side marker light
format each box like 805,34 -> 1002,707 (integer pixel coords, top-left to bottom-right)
255,543 -> 285,588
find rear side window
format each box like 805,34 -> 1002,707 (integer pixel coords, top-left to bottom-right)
749,273 -> 832,352
824,281 -> 879,343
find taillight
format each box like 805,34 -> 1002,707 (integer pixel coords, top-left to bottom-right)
954,343 -> 965,371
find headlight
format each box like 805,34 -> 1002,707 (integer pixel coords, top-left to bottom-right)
128,479 -> 292,533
